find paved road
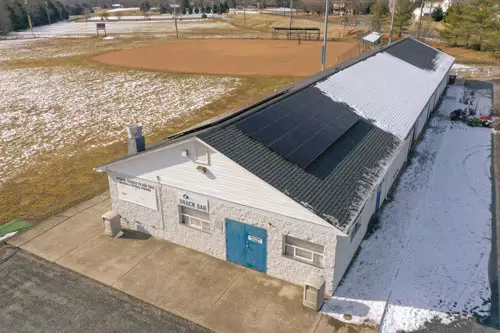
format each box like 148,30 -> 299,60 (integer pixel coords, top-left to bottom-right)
0,246 -> 211,333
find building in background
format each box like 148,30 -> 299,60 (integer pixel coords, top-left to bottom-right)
96,38 -> 454,295
414,0 -> 454,21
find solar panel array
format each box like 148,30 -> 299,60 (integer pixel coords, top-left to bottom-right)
237,87 -> 360,168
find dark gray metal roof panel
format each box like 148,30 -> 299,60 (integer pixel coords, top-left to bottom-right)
200,117 -> 399,233
384,38 -> 440,71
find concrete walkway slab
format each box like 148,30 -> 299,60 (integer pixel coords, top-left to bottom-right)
114,241 -> 245,321
20,200 -> 111,262
57,233 -> 164,286
56,193 -> 109,218
8,215 -> 68,247
202,269 -> 320,333
10,194 -> 347,333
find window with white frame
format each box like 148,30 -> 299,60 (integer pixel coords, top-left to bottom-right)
283,235 -> 324,268
179,205 -> 211,232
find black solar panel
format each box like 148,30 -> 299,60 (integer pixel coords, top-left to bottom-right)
237,87 -> 360,168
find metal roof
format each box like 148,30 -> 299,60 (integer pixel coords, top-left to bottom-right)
200,89 -> 399,232
316,39 -> 454,139
96,38 -> 453,232
362,32 -> 382,43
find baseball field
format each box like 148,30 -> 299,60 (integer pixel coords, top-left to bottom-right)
0,14 -> 363,224
92,39 -> 357,77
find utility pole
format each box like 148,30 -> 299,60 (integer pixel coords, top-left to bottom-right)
321,0 -> 330,71
243,0 -> 246,25
45,1 -> 51,24
212,0 -> 215,21
388,0 -> 396,44
288,0 -> 293,30
170,1 -> 179,38
24,0 -> 34,35
417,0 -> 425,39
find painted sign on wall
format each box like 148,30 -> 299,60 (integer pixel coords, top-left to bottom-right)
178,191 -> 209,212
116,176 -> 158,210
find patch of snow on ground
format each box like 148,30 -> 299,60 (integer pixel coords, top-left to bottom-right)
452,64 -> 473,70
0,66 -> 239,182
106,7 -> 139,13
322,82 -> 492,332
7,20 -> 231,38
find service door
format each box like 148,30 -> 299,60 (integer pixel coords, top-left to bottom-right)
225,219 -> 267,273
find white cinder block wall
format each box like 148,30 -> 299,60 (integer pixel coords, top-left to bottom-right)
108,172 -> 341,296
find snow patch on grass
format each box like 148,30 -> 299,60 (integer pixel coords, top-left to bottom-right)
0,66 -> 239,182
7,20 -> 232,38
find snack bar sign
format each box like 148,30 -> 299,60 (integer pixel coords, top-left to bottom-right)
178,192 -> 209,213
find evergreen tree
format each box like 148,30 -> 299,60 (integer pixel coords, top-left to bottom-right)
139,1 -> 151,13
439,3 -> 462,45
393,0 -> 414,37
439,0 -> 498,50
182,0 -> 189,14
431,6 -> 443,22
6,0 -> 29,31
370,0 -> 387,32
0,0 -> 13,34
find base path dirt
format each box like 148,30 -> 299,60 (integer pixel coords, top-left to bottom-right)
91,39 -> 358,77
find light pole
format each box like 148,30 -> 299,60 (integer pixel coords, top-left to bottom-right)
321,0 -> 330,71
170,2 -> 179,39
388,0 -> 396,44
45,1 -> 51,25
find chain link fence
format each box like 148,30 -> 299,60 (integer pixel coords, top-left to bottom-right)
452,66 -> 500,79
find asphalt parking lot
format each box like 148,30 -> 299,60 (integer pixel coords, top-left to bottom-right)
0,246 -> 210,333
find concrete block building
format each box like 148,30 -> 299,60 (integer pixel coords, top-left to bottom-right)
96,38 -> 454,295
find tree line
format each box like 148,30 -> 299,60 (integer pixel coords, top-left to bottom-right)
0,0 -> 70,34
439,0 -> 499,51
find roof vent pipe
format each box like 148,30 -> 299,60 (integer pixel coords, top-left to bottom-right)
127,124 -> 145,156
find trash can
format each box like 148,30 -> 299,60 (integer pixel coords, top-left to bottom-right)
448,75 -> 457,85
303,274 -> 325,311
102,211 -> 121,237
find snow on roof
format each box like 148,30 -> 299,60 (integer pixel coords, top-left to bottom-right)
362,32 -> 382,43
316,40 -> 454,140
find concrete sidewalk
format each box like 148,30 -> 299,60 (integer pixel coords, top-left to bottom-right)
8,195 -> 370,333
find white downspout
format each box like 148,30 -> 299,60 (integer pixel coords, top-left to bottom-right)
157,176 -> 166,234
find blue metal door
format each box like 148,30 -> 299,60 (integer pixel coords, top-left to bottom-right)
375,185 -> 382,214
225,219 -> 267,273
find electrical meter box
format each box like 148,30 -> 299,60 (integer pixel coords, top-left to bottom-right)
303,274 -> 325,311
102,211 -> 121,237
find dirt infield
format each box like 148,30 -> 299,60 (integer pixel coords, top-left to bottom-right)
91,39 -> 358,77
